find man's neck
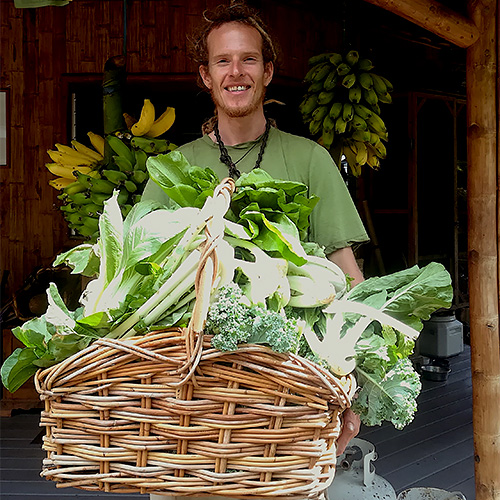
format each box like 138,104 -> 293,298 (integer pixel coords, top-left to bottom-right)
211,111 -> 267,146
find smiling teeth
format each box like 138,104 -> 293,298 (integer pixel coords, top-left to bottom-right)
228,86 -> 247,91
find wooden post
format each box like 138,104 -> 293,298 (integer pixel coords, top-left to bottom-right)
466,1 -> 500,499
363,0 -> 479,48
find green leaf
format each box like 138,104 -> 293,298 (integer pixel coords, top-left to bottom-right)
147,151 -> 193,191
1,348 -> 39,393
12,316 -> 52,349
53,243 -> 100,277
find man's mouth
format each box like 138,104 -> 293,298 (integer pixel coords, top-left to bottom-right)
226,85 -> 250,92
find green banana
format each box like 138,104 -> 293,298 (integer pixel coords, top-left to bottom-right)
358,73 -> 373,90
90,192 -> 110,205
342,73 -> 356,89
308,52 -> 334,66
309,118 -> 323,136
90,178 -> 116,195
335,117 -> 347,134
304,61 -> 330,82
313,62 -> 331,82
106,135 -> 135,164
124,179 -> 138,193
357,58 -> 374,71
329,102 -> 343,119
348,85 -> 362,103
63,180 -> 87,195
67,191 -> 93,205
374,140 -> 387,158
377,92 -> 392,104
120,204 -> 133,218
299,94 -> 319,116
342,103 -> 354,121
113,155 -> 134,173
308,80 -> 325,93
130,136 -> 172,154
322,129 -> 335,149
379,75 -> 393,92
80,215 -> 99,232
323,70 -> 338,91
336,63 -> 351,76
350,114 -> 368,130
75,223 -> 98,238
351,130 -> 371,142
371,73 -> 388,95
132,170 -> 148,184
59,203 -> 78,213
323,114 -> 336,132
103,169 -> 128,184
74,171 -> 95,189
133,149 -> 148,171
365,112 -> 387,132
65,212 -> 83,225
78,203 -> 102,217
312,105 -> 329,122
132,194 -> 142,204
117,188 -> 130,205
353,104 -> 373,120
317,91 -> 335,105
363,88 -> 378,106
345,50 -> 359,66
329,53 -> 343,66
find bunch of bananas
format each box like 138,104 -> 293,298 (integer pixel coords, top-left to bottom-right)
126,99 -> 176,138
299,50 -> 393,176
47,100 -> 177,240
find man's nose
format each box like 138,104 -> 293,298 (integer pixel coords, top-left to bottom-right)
229,59 -> 243,76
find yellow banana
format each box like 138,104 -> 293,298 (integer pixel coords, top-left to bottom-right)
55,143 -> 96,163
49,177 -> 74,190
131,99 -> 155,136
47,150 -> 93,167
71,140 -> 103,162
46,163 -> 97,179
87,132 -> 105,156
146,107 -> 175,138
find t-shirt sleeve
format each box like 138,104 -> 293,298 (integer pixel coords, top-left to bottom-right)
307,144 -> 369,254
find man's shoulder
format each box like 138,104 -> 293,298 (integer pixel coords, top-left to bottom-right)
272,127 -> 320,147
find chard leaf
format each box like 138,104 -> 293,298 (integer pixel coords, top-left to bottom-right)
147,151 -> 193,190
45,283 -> 76,330
347,262 -> 453,331
98,191 -> 124,286
13,317 -> 52,349
77,311 -> 111,329
53,243 -> 100,277
47,333 -> 90,363
0,348 -> 39,393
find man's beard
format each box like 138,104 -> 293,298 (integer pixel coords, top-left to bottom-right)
211,86 -> 267,118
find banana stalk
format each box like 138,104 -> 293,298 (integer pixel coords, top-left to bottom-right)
102,56 -> 127,137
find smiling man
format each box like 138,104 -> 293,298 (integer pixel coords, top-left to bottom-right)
145,4 -> 369,498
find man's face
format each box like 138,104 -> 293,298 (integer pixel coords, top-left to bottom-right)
199,22 -> 274,119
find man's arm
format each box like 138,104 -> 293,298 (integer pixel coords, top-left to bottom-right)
327,245 -> 363,455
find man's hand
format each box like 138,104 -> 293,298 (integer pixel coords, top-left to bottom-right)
336,408 -> 361,456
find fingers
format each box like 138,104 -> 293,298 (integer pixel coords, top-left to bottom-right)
336,408 -> 361,456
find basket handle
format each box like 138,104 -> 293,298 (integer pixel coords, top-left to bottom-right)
177,177 -> 235,385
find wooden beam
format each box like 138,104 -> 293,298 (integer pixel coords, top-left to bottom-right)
466,0 -> 500,499
363,0 -> 479,48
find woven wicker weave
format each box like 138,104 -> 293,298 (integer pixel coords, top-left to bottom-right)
34,178 -> 357,499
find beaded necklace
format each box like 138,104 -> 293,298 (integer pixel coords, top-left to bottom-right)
213,119 -> 271,179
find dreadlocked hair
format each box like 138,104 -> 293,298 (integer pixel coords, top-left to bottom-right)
188,2 -> 279,68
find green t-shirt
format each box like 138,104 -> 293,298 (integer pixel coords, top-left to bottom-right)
142,127 -> 369,254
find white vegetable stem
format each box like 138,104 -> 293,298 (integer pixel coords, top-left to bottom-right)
106,250 -> 201,339
305,299 -> 420,376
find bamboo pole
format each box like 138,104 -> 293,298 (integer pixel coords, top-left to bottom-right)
363,0 -> 479,48
466,1 -> 500,499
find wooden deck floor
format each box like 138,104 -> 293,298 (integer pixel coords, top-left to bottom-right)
0,346 -> 474,499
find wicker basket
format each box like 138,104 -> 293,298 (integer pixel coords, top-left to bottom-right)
34,179 -> 357,499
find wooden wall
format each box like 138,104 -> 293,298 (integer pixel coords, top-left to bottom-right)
0,0 -> 341,303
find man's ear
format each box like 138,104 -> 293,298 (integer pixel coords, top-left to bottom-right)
264,61 -> 274,87
199,65 -> 212,90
